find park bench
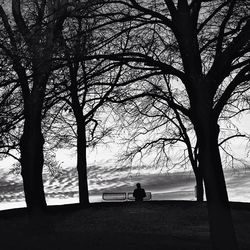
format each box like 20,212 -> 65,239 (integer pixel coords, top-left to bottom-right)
102,192 -> 152,201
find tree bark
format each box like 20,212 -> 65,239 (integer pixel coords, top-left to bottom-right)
76,118 -> 90,206
195,113 -> 238,250
20,90 -> 47,211
194,167 -> 204,202
69,62 -> 90,206
174,6 -> 239,245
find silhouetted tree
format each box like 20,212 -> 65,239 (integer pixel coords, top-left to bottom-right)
41,8 -> 125,205
0,0 -> 72,211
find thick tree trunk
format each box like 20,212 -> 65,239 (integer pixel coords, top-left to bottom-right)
197,120 -> 238,250
76,118 -> 89,206
194,167 -> 204,202
12,0 -> 66,213
20,101 -> 46,211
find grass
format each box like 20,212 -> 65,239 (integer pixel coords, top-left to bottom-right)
0,201 -> 250,250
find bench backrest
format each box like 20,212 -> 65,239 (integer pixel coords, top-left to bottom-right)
102,192 -> 152,201
102,192 -> 127,201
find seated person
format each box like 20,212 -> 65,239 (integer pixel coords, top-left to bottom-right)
133,183 -> 146,201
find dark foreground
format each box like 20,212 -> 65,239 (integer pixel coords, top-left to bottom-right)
0,201 -> 250,250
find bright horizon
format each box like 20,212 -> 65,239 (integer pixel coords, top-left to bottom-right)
1,154 -> 250,211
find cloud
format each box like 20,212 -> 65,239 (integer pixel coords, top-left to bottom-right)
0,165 -> 250,208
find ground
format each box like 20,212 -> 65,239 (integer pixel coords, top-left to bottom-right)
0,201 -> 249,250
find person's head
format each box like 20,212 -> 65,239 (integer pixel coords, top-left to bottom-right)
136,183 -> 141,188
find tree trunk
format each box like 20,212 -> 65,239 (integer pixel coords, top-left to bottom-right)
20,97 -> 47,211
76,118 -> 89,206
194,167 -> 204,202
196,119 -> 238,250
70,66 -> 90,206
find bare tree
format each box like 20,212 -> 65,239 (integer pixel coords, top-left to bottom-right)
45,8 -> 126,205
0,0 -> 72,211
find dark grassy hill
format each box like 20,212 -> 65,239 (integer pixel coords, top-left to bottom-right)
0,201 -> 249,250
